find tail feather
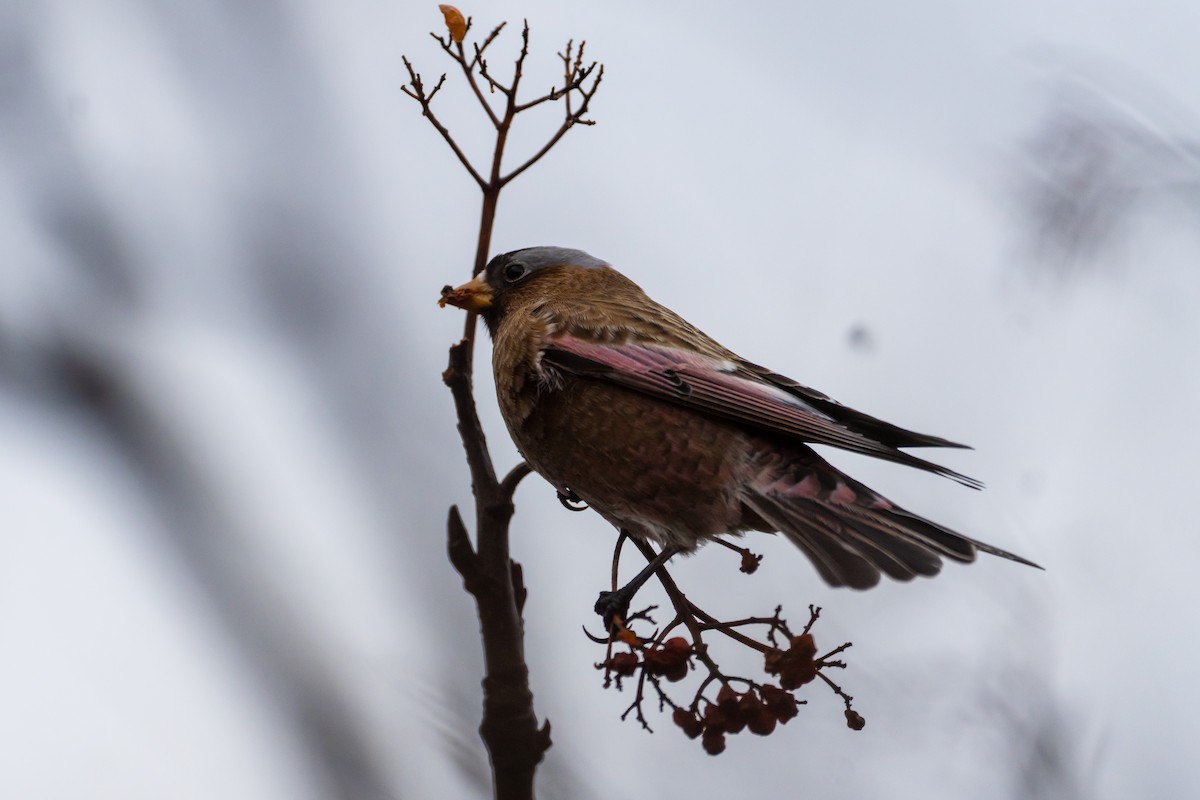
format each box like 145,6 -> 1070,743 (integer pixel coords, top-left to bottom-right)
851,504 -> 976,562
745,493 -> 940,588
886,506 -> 1042,569
743,449 -> 1041,589
837,515 -> 944,579
744,494 -> 882,589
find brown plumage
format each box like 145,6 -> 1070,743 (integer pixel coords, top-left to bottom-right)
440,246 -> 1039,589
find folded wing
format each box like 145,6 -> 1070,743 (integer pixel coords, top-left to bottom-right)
541,335 -> 983,488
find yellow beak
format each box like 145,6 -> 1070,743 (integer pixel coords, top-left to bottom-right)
438,276 -> 493,312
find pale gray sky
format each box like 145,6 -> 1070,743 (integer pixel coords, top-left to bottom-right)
2,1 -> 1198,798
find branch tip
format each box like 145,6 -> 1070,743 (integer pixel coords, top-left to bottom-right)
501,461 -> 534,500
447,504 -> 480,588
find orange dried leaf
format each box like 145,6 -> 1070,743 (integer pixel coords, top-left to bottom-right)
616,628 -> 641,647
438,5 -> 467,43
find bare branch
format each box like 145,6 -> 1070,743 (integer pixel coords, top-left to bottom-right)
430,24 -> 504,127
470,22 -> 508,68
424,73 -> 446,104
400,57 -> 487,188
441,339 -> 499,498
500,461 -> 534,501
511,559 -> 528,617
509,21 -> 531,100
447,505 -> 479,589
476,57 -> 511,96
501,60 -> 603,187
689,604 -> 775,654
511,61 -> 595,113
403,13 -> 607,792
455,41 -> 501,128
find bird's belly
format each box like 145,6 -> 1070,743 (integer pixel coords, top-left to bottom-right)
511,381 -> 753,549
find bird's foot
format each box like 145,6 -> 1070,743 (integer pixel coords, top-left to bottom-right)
595,542 -> 680,632
594,587 -> 635,632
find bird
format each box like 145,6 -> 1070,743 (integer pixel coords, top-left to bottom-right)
439,246 -> 1039,604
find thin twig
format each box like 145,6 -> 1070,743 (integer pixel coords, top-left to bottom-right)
628,539 -> 730,686
470,22 -> 508,68
501,66 -> 603,185
688,603 -> 774,655
401,58 -> 487,188
500,461 -> 534,501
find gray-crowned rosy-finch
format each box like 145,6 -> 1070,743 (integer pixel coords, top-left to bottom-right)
440,246 -> 1038,591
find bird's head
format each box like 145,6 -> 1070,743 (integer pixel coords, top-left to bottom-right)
439,246 -> 611,335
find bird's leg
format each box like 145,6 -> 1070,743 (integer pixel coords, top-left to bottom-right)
595,541 -> 681,631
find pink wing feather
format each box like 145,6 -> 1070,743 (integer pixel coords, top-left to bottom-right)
541,335 -> 982,489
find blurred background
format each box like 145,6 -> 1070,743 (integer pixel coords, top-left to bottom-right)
2,1 -> 1198,798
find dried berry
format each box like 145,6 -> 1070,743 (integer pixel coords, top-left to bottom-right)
714,686 -> 747,733
662,637 -> 692,656
606,652 -> 638,677
740,550 -> 763,574
790,633 -> 817,660
779,659 -> 818,690
701,729 -> 726,755
702,703 -> 728,733
645,638 -> 690,679
673,708 -> 704,739
760,684 -> 800,724
765,634 -> 819,689
742,695 -> 776,736
845,709 -> 866,731
663,660 -> 689,682
643,651 -> 670,676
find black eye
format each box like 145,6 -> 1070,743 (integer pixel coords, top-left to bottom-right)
503,262 -> 530,283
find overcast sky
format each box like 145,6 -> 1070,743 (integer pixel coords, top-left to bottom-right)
2,1 -> 1198,798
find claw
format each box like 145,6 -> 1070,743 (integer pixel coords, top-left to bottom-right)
558,487 -> 589,511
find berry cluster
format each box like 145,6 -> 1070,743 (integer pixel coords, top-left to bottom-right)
595,595 -> 864,755
671,683 -> 801,755
604,636 -> 692,684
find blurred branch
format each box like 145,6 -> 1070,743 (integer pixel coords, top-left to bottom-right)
0,45 -> 395,788
1016,77 -> 1200,275
48,342 -> 393,800
403,9 -> 603,799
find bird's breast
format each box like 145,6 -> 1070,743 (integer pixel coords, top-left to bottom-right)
504,374 -> 756,549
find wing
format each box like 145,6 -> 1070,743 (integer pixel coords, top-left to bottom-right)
738,360 -> 970,449
540,334 -> 983,488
